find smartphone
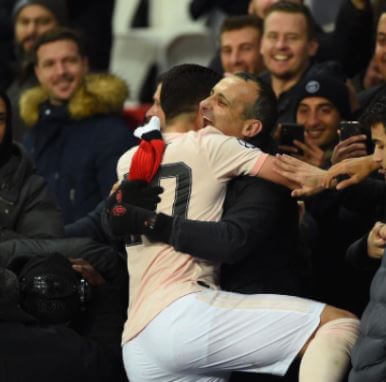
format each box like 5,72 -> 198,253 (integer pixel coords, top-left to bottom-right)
339,120 -> 373,154
339,121 -> 362,141
279,123 -> 305,146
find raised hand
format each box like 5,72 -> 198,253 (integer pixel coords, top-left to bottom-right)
274,154 -> 328,197
292,137 -> 326,168
325,155 -> 380,190
331,135 -> 368,165
367,222 -> 386,259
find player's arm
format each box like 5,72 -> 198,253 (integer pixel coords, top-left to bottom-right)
106,179 -> 288,265
166,178 -> 293,264
258,154 -> 328,197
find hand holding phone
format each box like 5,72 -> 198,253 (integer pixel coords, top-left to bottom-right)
279,123 -> 305,146
278,123 -> 305,155
339,121 -> 362,141
336,120 -> 372,160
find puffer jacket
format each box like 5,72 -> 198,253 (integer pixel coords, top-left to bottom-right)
20,74 -> 138,224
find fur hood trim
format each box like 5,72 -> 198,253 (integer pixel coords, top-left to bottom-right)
20,73 -> 129,127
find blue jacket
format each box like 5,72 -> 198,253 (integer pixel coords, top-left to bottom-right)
21,74 -> 138,224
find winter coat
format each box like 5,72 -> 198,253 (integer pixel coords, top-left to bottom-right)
345,178 -> 386,381
348,242 -> 386,382
20,74 -> 138,224
0,142 -> 64,240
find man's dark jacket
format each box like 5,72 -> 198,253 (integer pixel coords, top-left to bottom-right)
0,142 -> 63,241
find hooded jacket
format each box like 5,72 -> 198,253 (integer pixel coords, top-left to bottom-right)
20,74 -> 138,224
0,91 -> 63,240
0,142 -> 64,240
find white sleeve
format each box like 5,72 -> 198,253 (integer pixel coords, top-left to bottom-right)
116,146 -> 138,181
202,133 -> 268,181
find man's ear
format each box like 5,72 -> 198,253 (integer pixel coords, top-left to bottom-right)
307,38 -> 319,58
242,119 -> 263,138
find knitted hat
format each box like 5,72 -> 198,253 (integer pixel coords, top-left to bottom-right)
13,0 -> 69,26
293,74 -> 351,120
19,253 -> 82,324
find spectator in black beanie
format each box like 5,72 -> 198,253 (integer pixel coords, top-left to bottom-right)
8,0 -> 68,143
277,73 -> 369,169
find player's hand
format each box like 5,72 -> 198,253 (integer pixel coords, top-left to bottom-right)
274,154 -> 328,197
108,203 -> 156,237
367,222 -> 386,259
331,135 -> 367,165
107,179 -> 163,212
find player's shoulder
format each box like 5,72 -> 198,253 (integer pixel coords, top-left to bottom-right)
199,126 -> 257,149
118,145 -> 138,162
117,145 -> 138,173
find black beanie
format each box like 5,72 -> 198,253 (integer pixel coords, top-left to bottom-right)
293,74 -> 351,120
12,0 -> 69,26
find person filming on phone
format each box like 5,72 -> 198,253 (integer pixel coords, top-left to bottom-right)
276,73 -> 376,313
277,73 -> 368,168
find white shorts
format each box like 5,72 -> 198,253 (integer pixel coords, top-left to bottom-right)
123,289 -> 325,382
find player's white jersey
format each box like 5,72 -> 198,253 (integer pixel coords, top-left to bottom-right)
119,126 -> 267,343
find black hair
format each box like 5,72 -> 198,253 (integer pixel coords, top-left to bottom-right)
360,94 -> 386,132
159,64 -> 222,122
233,72 -> 278,152
32,27 -> 86,65
264,1 -> 317,40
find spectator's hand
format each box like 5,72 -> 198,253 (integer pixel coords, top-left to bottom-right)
277,143 -> 299,156
107,179 -> 163,212
367,222 -> 386,259
331,135 -> 368,165
292,137 -> 326,168
274,154 -> 329,197
69,258 -> 106,286
351,0 -> 367,10
325,155 -> 380,190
